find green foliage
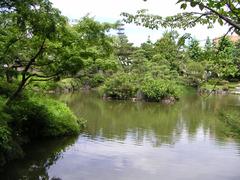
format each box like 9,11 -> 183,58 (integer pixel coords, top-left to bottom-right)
6,96 -> 82,138
102,70 -> 182,101
30,80 -> 59,91
54,78 -> 82,92
214,37 -> 239,79
0,96 -> 23,167
140,38 -> 155,60
0,78 -> 18,97
80,56 -> 120,88
0,2 -> 117,100
0,97 -> 12,150
101,31 -> 190,101
102,72 -> 138,99
87,74 -> 105,88
32,96 -> 82,136
140,78 -> 181,101
0,94 -> 85,167
95,57 -> 119,72
185,61 -> 205,86
121,1 -> 240,88
187,39 -> 203,61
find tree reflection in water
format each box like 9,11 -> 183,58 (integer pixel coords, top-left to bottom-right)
0,136 -> 77,179
1,91 -> 240,179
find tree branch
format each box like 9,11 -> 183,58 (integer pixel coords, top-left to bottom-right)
199,2 -> 240,30
188,12 -> 211,27
22,38 -> 46,80
226,0 -> 240,22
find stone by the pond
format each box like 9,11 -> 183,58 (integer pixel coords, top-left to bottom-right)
161,96 -> 176,104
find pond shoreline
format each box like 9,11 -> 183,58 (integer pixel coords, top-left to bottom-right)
1,91 -> 240,180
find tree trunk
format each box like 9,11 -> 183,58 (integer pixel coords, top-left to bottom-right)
6,38 -> 45,105
6,70 -> 13,83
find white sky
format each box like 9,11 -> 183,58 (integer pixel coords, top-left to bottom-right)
50,0 -> 229,46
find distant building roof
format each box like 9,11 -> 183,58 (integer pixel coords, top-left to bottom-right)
213,34 -> 240,44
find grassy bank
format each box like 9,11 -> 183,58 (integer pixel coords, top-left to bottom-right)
0,92 -> 85,167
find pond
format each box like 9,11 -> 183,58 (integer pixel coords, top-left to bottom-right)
1,92 -> 240,180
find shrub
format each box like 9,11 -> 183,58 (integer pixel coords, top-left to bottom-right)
0,79 -> 18,97
57,78 -> 82,91
30,78 -> 82,92
101,72 -> 138,99
30,80 -> 58,91
185,61 -> 205,86
87,74 -> 105,88
0,94 -> 85,167
6,96 -> 82,138
140,78 -> 181,102
101,73 -> 182,102
33,96 -> 82,137
0,97 -> 23,167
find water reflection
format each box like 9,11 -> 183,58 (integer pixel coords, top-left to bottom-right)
60,92 -> 240,145
0,136 -> 78,179
1,92 -> 240,180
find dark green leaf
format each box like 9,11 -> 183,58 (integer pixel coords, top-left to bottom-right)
199,4 -> 204,11
180,3 -> 187,10
190,2 -> 198,7
218,18 -> 223,26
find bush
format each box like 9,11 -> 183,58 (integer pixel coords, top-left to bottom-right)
30,80 -> 58,91
101,72 -> 182,102
0,94 -> 85,167
56,78 -> 82,91
6,96 -> 82,138
32,96 -> 82,137
140,78 -> 181,102
82,74 -> 105,88
101,72 -> 137,99
0,79 -> 18,97
185,61 -> 204,86
30,78 -> 82,92
0,97 -> 23,167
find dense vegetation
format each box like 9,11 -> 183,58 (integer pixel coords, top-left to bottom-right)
101,31 -> 240,102
1,0 -> 240,167
0,93 -> 83,167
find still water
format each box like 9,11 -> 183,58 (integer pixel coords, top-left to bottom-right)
1,92 -> 240,180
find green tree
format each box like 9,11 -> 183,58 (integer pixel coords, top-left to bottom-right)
215,37 -> 239,79
0,1 -> 117,101
140,36 -> 155,60
187,38 -> 203,61
115,34 -> 135,70
0,0 -> 68,101
73,17 -> 118,87
203,37 -> 214,61
233,40 -> 240,78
